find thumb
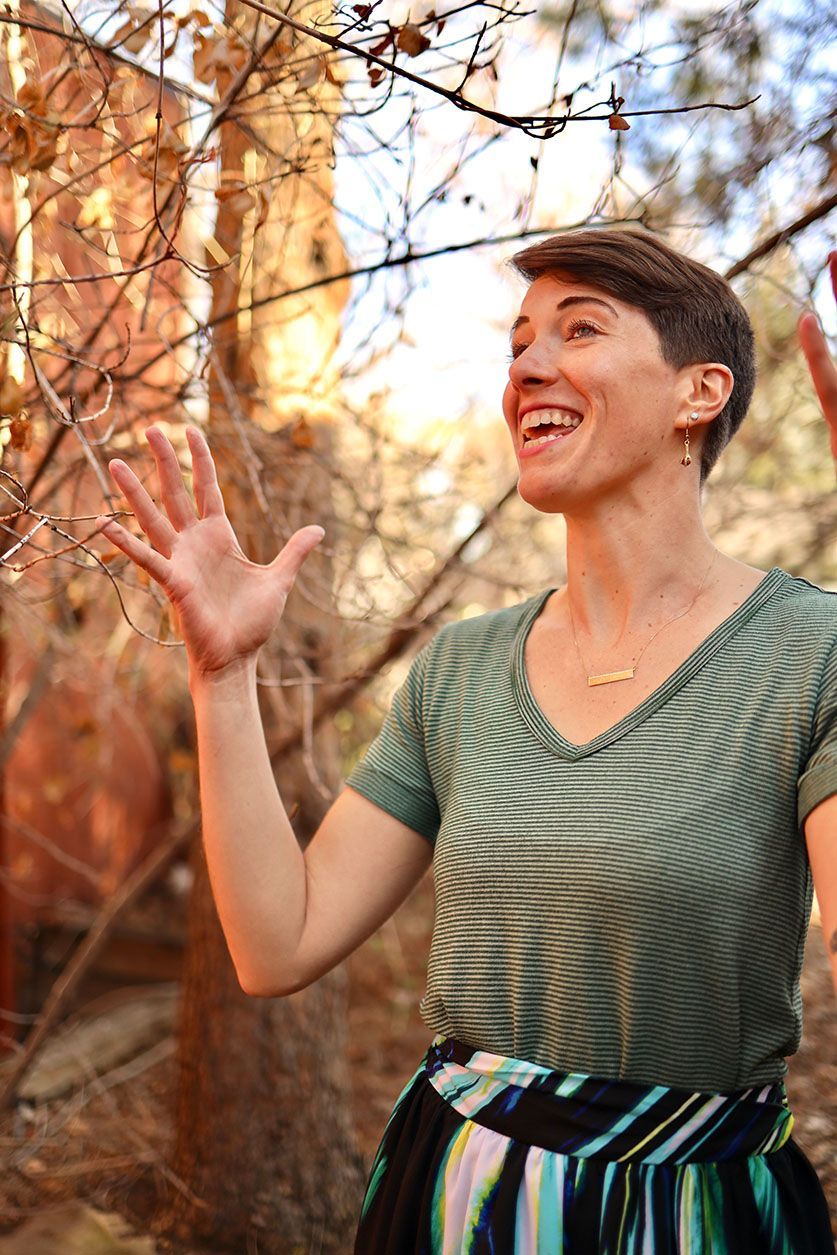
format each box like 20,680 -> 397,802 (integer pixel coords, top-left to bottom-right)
271,525 -> 325,581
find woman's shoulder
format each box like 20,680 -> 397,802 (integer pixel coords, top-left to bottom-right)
775,567 -> 837,631
429,589 -> 551,654
766,569 -> 837,683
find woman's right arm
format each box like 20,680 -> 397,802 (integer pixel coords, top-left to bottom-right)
191,659 -> 432,996
98,426 -> 433,998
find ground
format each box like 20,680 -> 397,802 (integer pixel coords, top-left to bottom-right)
0,869 -> 834,1250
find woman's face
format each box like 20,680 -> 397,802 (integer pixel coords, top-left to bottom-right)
502,273 -> 694,514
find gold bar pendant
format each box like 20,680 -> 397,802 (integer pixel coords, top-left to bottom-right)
588,668 -> 635,686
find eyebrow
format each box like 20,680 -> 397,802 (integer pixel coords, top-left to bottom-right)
510,295 -> 619,337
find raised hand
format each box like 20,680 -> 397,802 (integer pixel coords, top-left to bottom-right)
797,252 -> 837,472
95,425 -> 325,681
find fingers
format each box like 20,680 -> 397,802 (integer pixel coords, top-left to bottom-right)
145,426 -> 198,530
107,458 -> 179,556
798,312 -> 837,408
95,516 -> 172,585
186,426 -> 226,518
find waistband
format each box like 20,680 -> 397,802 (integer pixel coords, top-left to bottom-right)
424,1034 -> 794,1164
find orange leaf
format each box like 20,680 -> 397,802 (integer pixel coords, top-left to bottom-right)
0,376 -> 24,415
169,748 -> 196,773
29,132 -> 58,172
113,16 -> 152,54
323,55 -> 341,86
290,416 -> 315,448
16,81 -> 46,116
9,415 -> 31,451
608,113 -> 630,130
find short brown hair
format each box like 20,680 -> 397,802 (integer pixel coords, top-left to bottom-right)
508,227 -> 756,488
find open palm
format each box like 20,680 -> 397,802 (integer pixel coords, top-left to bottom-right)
798,252 -> 837,473
96,425 -> 324,679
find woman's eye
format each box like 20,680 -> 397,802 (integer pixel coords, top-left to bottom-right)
566,318 -> 599,338
508,320 -> 599,361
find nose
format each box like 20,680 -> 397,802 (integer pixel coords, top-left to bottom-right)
507,340 -> 558,391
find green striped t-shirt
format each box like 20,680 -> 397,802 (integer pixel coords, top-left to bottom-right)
345,566 -> 837,1091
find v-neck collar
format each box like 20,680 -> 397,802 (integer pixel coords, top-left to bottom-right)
511,566 -> 791,761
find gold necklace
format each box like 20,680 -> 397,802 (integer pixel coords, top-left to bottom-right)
566,551 -> 719,686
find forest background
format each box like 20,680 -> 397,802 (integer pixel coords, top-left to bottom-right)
0,0 -> 834,1249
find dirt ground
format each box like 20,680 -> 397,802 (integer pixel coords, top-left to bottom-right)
0,869 -> 834,1250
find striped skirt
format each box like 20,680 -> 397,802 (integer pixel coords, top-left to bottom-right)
354,1033 -> 835,1254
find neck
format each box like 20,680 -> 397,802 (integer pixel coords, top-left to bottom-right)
560,488 -> 722,648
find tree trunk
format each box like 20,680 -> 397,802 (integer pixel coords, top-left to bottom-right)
155,20 -> 367,1249
0,600 -> 15,1055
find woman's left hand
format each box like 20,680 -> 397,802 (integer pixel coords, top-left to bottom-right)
797,252 -> 837,472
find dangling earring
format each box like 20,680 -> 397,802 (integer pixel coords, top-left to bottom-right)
681,410 -> 698,467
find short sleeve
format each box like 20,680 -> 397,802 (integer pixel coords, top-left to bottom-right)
345,640 -> 440,844
798,639 -> 837,831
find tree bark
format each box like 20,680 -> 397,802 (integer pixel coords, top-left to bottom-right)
154,11 -> 367,1247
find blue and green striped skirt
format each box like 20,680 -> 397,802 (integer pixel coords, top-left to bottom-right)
354,1033 -> 834,1253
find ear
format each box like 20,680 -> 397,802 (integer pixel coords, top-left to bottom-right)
674,362 -> 735,430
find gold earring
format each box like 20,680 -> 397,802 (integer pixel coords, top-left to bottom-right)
681,410 -> 698,467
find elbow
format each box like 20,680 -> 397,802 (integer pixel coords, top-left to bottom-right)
237,969 -> 306,998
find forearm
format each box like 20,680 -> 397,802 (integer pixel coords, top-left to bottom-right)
827,922 -> 837,998
189,657 -> 306,995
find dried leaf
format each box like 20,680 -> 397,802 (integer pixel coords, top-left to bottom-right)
296,56 -> 325,89
608,113 -> 630,130
29,132 -> 59,171
396,23 -> 430,56
16,81 -> 47,116
290,416 -> 315,448
0,376 -> 24,415
215,180 -> 253,216
189,8 -> 212,27
368,67 -> 385,86
353,3 -> 373,16
113,15 -> 152,54
9,415 -> 31,451
369,33 -> 393,56
134,119 -> 189,182
193,30 -> 249,90
259,36 -> 293,68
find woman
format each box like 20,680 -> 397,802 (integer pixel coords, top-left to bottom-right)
97,229 -> 837,1253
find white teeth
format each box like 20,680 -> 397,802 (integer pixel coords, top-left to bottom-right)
521,408 -> 583,436
527,430 -> 574,446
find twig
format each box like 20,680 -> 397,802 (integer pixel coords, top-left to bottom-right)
0,820 -> 193,1112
